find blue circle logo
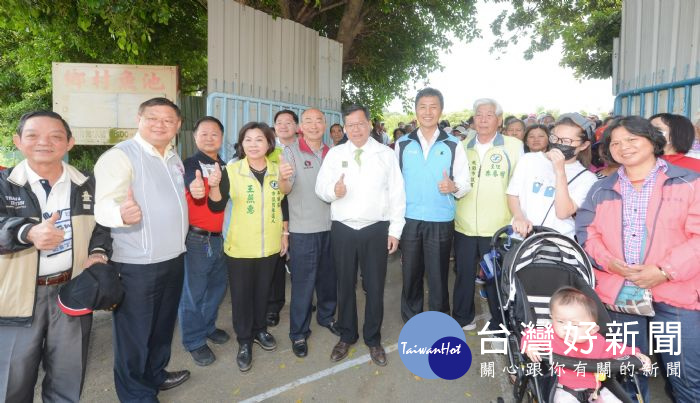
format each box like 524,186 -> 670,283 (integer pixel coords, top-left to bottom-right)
398,312 -> 472,379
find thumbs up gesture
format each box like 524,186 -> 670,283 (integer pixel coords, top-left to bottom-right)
208,162 -> 222,188
279,155 -> 294,181
120,188 -> 142,225
334,173 -> 347,198
190,169 -> 206,199
438,170 -> 457,194
27,211 -> 65,250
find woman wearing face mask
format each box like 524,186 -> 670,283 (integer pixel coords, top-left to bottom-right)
507,113 -> 598,239
649,113 -> 700,172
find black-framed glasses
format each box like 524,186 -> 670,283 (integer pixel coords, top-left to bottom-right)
549,134 -> 582,146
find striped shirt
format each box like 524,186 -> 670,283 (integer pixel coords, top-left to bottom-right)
617,158 -> 667,265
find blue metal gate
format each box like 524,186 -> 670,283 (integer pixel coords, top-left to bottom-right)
207,92 -> 342,161
614,77 -> 700,119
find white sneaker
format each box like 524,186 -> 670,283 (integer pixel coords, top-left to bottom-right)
462,320 -> 477,331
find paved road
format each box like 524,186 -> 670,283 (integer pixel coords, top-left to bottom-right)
35,253 -> 671,402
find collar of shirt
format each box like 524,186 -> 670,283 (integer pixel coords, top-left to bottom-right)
24,161 -> 69,188
417,127 -> 440,148
194,150 -> 224,165
134,132 -> 176,159
298,136 -> 329,160
617,158 -> 668,189
347,136 -> 381,155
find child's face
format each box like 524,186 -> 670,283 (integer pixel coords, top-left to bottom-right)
550,303 -> 599,344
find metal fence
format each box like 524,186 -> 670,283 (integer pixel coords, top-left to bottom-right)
207,92 -> 342,162
614,77 -> 700,118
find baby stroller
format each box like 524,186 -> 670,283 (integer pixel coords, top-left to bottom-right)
486,225 -> 644,403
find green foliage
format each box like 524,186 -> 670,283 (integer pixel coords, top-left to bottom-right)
245,0 -> 481,115
488,0 -> 621,80
0,0 -> 207,168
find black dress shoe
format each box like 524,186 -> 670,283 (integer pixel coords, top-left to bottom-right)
292,339 -> 308,358
369,345 -> 387,366
253,331 -> 277,351
159,370 -> 191,391
237,343 -> 252,372
266,312 -> 280,327
190,344 -> 215,366
323,321 -> 341,337
330,341 -> 352,362
207,328 -> 230,344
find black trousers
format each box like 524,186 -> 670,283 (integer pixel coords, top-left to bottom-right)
267,255 -> 286,315
112,254 -> 185,403
452,233 -> 502,330
331,221 -> 389,347
400,218 -> 454,322
228,254 -> 277,344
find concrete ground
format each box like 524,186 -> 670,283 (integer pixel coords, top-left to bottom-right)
35,253 -> 672,402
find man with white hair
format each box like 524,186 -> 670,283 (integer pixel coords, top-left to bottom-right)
453,98 -> 523,331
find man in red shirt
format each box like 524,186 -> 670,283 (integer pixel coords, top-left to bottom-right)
179,116 -> 230,366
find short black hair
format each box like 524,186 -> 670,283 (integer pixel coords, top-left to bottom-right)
16,110 -> 72,139
274,109 -> 299,124
235,122 -> 276,159
550,286 -> 598,322
414,87 -> 444,110
138,97 -> 181,118
193,116 -> 224,134
342,104 -> 370,122
602,116 -> 667,162
649,113 -> 695,154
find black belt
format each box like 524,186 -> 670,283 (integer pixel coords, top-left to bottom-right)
189,226 -> 221,237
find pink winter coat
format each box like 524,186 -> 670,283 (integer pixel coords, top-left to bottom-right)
575,164 -> 700,311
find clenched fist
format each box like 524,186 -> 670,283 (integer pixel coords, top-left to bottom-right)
190,170 -> 206,199
334,173 -> 347,198
279,155 -> 294,181
120,188 -> 142,225
208,162 -> 222,188
27,212 -> 64,251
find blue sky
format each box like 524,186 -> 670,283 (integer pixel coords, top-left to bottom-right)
388,1 -> 615,115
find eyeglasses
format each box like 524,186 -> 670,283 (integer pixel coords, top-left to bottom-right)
549,134 -> 582,146
142,116 -> 178,127
345,122 -> 367,131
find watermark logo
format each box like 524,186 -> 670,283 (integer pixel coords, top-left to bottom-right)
398,311 -> 472,380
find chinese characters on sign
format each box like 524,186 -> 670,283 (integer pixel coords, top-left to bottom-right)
53,63 -> 178,145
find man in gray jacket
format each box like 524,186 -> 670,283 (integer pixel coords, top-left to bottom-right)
94,97 -> 190,401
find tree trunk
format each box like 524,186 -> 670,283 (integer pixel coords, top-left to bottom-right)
278,0 -> 291,19
335,0 -> 364,69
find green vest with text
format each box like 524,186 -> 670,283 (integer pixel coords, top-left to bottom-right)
455,133 -> 522,237
223,157 -> 283,258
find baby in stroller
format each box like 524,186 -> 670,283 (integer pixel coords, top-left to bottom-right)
523,287 -> 651,402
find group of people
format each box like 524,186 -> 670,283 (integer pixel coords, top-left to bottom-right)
0,87 -> 699,402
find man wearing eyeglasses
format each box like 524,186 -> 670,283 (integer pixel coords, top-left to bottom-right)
453,98 -> 523,332
94,97 -> 191,401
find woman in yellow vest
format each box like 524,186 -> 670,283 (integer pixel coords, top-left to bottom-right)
208,122 -> 290,372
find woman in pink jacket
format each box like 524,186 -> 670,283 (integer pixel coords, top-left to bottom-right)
576,116 -> 700,403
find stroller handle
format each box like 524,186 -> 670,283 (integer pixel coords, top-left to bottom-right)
490,225 -> 558,248
546,353 -> 644,373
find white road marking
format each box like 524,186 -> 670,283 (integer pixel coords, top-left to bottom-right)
240,343 -> 400,403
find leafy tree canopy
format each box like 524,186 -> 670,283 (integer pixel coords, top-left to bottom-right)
487,0 -> 621,80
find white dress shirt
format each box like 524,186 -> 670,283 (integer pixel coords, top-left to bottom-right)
315,137 -> 406,238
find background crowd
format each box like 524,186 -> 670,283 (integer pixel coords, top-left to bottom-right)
1,90 -> 699,403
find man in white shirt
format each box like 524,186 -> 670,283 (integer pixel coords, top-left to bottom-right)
315,104 -> 405,367
394,88 -> 471,324
94,98 -> 190,401
0,110 -> 111,402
